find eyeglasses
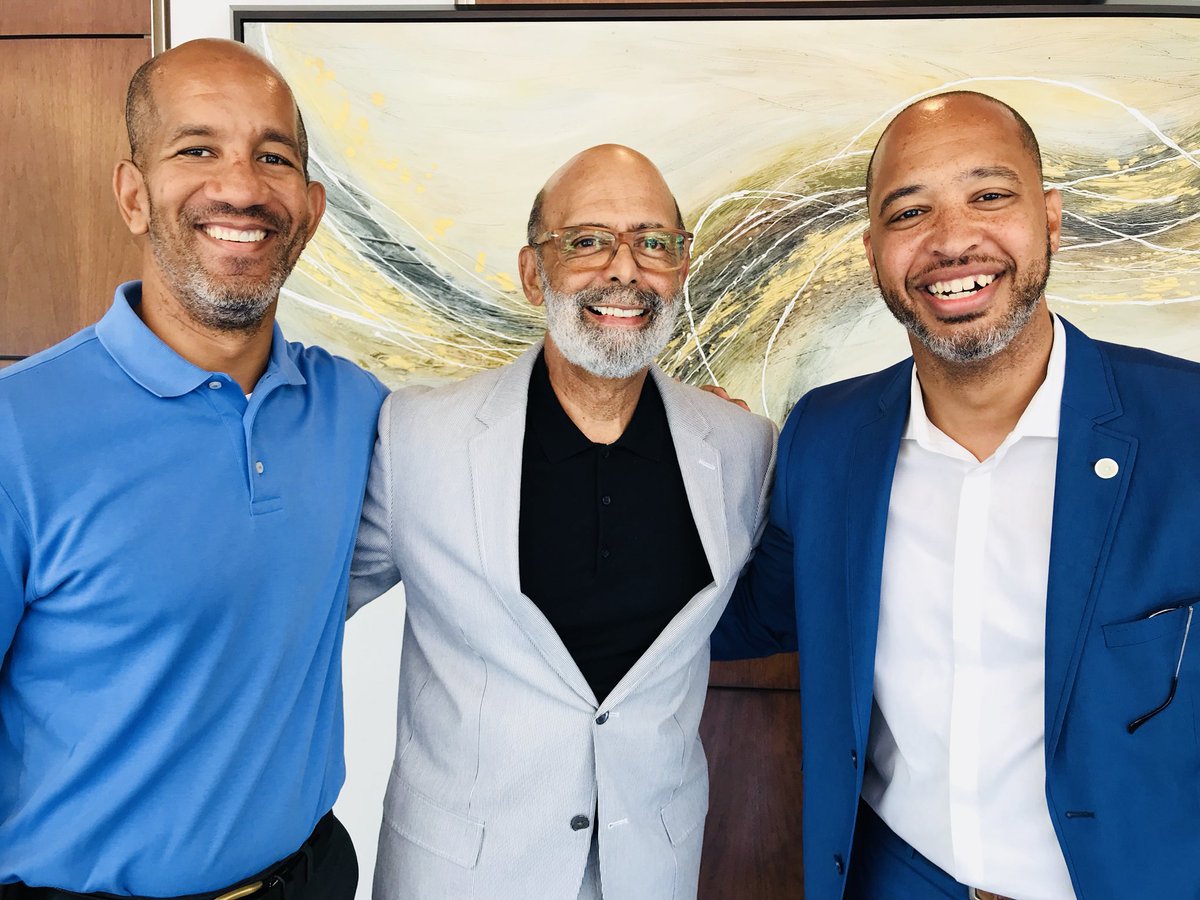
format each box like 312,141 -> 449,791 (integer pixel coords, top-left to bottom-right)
1127,604 -> 1193,734
531,226 -> 693,272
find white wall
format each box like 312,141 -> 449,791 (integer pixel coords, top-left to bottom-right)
167,5 -> 448,896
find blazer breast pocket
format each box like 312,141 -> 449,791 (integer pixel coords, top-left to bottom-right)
1101,603 -> 1196,745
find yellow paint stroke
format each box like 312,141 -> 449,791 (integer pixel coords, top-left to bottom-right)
432,218 -> 454,236
333,100 -> 350,132
371,92 -> 385,107
475,252 -> 487,273
345,146 -> 357,159
488,272 -> 516,292
377,158 -> 400,171
416,185 -> 426,194
1104,158 -> 1122,171
358,117 -> 370,132
399,168 -> 412,184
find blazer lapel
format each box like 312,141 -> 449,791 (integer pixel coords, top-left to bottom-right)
604,371 -> 727,708
1044,322 -> 1136,757
845,362 -> 911,749
469,343 -> 596,705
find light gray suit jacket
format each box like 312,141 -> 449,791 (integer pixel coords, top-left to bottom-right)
350,344 -> 776,899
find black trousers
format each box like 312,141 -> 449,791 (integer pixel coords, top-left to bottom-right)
1,812 -> 357,900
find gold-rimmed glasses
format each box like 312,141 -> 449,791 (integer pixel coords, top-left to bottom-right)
531,226 -> 693,272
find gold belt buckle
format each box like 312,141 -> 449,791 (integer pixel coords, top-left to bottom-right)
213,881 -> 264,900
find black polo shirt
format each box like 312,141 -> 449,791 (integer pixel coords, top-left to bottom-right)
518,351 -> 714,703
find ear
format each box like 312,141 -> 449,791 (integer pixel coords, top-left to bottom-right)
862,229 -> 880,287
113,159 -> 150,236
303,180 -> 327,243
518,245 -> 545,307
1044,187 -> 1063,254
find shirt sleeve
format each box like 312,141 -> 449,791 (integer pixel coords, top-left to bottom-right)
348,399 -> 401,617
0,480 -> 31,660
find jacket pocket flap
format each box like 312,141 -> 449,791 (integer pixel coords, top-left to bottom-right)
1103,605 -> 1191,648
383,776 -> 485,869
661,773 -> 709,847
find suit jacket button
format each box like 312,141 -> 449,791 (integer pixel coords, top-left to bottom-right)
595,712 -> 609,725
833,854 -> 844,875
850,750 -> 857,768
571,815 -> 591,831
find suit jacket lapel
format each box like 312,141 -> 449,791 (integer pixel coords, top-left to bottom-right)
846,362 -> 911,749
470,343 -> 596,705
603,370 -> 727,708
1044,322 -> 1136,757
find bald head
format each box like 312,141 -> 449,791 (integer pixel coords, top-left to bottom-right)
125,39 -> 309,179
865,91 -> 1042,203
526,144 -> 683,245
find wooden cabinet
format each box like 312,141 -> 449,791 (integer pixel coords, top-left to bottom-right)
0,2 -> 150,360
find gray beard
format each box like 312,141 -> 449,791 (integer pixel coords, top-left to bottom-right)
152,239 -> 280,332
880,243 -> 1051,365
541,277 -> 680,380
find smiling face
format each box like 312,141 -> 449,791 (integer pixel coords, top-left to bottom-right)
863,94 -> 1061,365
518,145 -> 687,380
116,42 -> 325,332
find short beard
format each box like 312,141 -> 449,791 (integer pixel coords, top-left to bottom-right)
881,241 -> 1051,365
538,259 -> 680,380
148,199 -> 302,333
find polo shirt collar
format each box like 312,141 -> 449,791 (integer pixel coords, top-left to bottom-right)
95,281 -> 305,398
528,350 -> 667,463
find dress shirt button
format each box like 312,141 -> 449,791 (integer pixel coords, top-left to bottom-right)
208,381 -> 222,390
255,461 -> 265,475
833,854 -> 844,875
600,548 -> 610,559
570,815 -> 591,831
595,712 -> 609,725
850,750 -> 857,769
601,495 -> 612,506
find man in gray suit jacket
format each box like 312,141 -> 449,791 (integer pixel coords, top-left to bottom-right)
350,144 -> 775,900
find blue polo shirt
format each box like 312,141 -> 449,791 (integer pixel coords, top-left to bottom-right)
0,283 -> 387,895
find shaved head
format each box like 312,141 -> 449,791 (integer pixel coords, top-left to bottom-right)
526,144 -> 683,245
125,39 -> 310,179
865,91 -> 1042,202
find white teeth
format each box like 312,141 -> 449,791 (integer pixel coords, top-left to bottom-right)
203,225 -> 267,243
589,306 -> 646,318
926,273 -> 995,298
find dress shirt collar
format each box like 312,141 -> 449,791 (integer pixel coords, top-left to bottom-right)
95,281 -> 305,398
904,313 -> 1067,461
527,350 -> 667,463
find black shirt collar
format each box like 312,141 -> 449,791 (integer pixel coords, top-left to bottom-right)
527,350 -> 668,463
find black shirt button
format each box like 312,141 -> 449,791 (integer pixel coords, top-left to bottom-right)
595,712 -> 609,725
601,448 -> 611,459
601,495 -> 612,506
833,854 -> 844,875
571,815 -> 591,831
600,548 -> 610,559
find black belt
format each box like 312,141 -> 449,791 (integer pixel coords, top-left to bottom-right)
3,811 -> 338,900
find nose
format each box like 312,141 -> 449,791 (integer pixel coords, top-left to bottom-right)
602,238 -> 641,285
203,155 -> 270,209
926,206 -> 982,260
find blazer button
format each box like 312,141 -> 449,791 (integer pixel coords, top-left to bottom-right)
595,712 -> 609,725
850,750 -> 857,769
571,815 -> 591,831
833,854 -> 844,875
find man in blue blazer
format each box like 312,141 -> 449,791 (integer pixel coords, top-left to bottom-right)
714,91 -> 1200,899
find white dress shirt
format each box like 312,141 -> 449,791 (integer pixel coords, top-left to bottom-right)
862,315 -> 1076,900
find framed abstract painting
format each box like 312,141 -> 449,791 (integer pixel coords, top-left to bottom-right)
237,4 -> 1200,422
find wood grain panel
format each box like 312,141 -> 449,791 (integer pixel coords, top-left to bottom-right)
1,0 -> 150,36
700,687 -> 804,899
711,652 -> 800,690
1,38 -> 148,357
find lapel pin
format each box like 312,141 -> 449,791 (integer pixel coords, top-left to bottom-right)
1093,457 -> 1119,479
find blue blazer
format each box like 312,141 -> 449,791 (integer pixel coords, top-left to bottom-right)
713,319 -> 1200,899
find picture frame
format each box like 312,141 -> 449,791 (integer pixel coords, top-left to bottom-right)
234,3 -> 1200,421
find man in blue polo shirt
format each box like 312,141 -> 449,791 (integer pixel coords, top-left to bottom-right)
0,39 -> 385,899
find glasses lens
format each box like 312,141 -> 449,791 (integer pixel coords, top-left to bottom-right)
557,228 -> 616,266
632,231 -> 687,270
